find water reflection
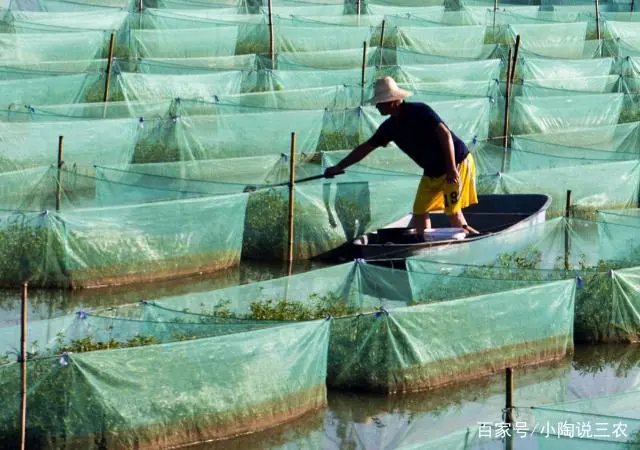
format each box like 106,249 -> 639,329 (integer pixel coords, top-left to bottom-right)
194,345 -> 640,450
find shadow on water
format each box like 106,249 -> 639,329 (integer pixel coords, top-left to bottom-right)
0,259 -> 334,325
191,345 -> 640,450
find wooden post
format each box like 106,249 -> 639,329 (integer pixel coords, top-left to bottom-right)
103,33 -> 115,104
138,0 -> 143,30
378,19 -> 386,66
501,48 -> 513,173
267,0 -> 275,69
632,0 -> 635,13
361,41 -> 367,105
102,32 -> 116,119
505,367 -> 514,425
509,34 -> 521,87
356,0 -> 361,17
19,281 -> 28,450
564,190 -> 572,271
492,0 -> 498,40
595,0 -> 601,41
55,136 -> 64,212
287,132 -> 296,267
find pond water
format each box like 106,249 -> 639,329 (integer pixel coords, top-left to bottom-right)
193,345 -> 640,450
0,259 -> 332,325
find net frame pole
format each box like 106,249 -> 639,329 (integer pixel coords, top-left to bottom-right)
379,20 -> 386,66
361,41 -> 367,106
287,132 -> 296,267
268,0 -> 275,69
19,281 -> 28,450
55,136 -> 64,212
102,32 -> 116,119
564,190 -> 572,271
501,48 -> 512,173
505,367 -> 514,450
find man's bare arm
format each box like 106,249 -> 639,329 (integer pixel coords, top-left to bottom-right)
325,142 -> 376,176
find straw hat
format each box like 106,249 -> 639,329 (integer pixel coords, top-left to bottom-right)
367,76 -> 412,105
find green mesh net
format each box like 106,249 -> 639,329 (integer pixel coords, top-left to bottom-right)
0,31 -> 108,62
20,259 -> 573,394
597,208 -> 640,226
0,73 -> 100,108
0,117 -> 140,173
130,54 -> 258,73
510,93 -> 624,135
130,27 -> 242,59
275,24 -> 372,52
396,25 -> 493,58
0,186 -> 249,288
0,319 -> 330,448
507,22 -> 590,59
518,56 -> 615,80
116,70 -> 245,101
521,390 -> 640,448
1,10 -> 129,32
407,217 -> 640,343
478,159 -> 640,218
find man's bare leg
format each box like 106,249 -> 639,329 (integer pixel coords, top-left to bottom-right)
408,213 -> 431,238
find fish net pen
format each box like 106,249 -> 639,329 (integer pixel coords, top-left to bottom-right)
0,319 -> 330,449
407,217 -> 640,343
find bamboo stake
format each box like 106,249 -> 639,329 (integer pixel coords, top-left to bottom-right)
378,20 -> 386,66
267,0 -> 275,69
102,32 -> 116,119
138,0 -> 143,30
632,0 -> 635,13
19,281 -> 28,450
509,34 -> 520,87
595,0 -> 601,41
564,190 -> 572,271
501,48 -> 513,173
356,0 -> 361,17
361,41 -> 367,106
55,136 -> 64,212
505,367 -> 514,425
492,0 -> 498,40
287,132 -> 296,267
505,367 -> 514,450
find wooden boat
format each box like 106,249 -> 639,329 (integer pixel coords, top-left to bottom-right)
336,194 -> 552,261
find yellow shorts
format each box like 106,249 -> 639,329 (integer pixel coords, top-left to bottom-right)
412,153 -> 478,216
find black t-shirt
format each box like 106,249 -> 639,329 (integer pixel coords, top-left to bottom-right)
367,102 -> 469,178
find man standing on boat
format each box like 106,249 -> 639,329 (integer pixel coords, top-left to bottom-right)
323,76 -> 480,238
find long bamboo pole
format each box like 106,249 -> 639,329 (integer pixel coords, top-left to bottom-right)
268,0 -> 275,69
564,190 -> 572,271
501,48 -> 513,173
287,132 -> 296,267
379,20 -> 386,66
102,32 -> 116,119
55,136 -> 64,212
361,41 -> 367,106
19,281 -> 28,450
